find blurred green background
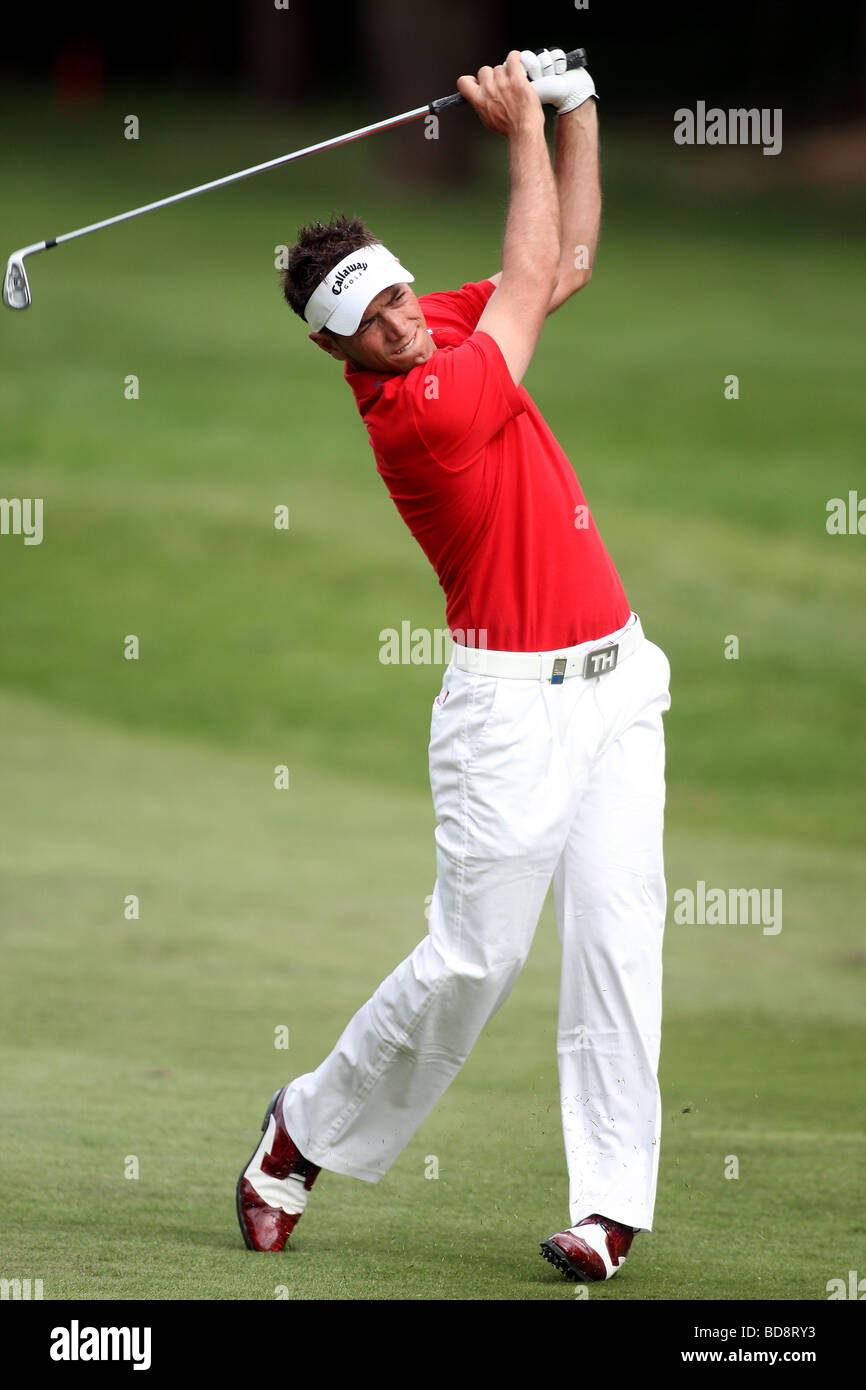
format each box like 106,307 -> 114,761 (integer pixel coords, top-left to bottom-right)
1,61 -> 865,1302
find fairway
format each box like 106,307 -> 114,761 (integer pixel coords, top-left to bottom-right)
1,89 -> 865,1302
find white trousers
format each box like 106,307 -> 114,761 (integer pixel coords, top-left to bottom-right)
282,612 -> 671,1231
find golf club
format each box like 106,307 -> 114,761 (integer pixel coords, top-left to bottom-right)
2,47 -> 587,311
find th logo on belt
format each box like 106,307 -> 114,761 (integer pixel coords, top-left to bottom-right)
583,644 -> 619,679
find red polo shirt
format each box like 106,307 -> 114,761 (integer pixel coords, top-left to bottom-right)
344,278 -> 630,651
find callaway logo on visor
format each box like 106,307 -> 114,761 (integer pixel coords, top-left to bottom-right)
331,261 -> 368,294
303,243 -> 415,336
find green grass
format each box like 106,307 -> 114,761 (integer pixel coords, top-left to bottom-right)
2,690 -> 863,1301
1,87 -> 864,1301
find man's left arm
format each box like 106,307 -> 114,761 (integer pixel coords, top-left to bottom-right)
546,97 -> 600,312
487,53 -> 601,317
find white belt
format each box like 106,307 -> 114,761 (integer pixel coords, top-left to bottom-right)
451,614 -> 642,683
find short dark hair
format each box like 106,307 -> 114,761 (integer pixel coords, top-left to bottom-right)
282,214 -> 381,331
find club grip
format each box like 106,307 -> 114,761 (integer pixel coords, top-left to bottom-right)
430,47 -> 587,115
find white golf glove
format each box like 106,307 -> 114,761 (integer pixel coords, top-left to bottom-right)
519,47 -> 597,114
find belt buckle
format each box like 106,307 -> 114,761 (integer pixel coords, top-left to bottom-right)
583,642 -> 619,678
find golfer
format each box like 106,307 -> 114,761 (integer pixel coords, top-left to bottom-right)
237,47 -> 672,1283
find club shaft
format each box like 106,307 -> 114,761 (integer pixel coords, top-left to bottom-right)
41,105 -> 432,254
7,44 -> 587,288
38,48 -> 586,254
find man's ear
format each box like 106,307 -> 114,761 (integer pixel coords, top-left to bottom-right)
309,330 -> 348,362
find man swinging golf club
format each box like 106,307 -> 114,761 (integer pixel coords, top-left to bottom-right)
237,47 -> 672,1284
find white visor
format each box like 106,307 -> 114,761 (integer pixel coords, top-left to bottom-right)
303,243 -> 415,336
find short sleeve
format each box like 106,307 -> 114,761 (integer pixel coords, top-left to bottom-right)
418,279 -> 498,338
406,329 -> 525,469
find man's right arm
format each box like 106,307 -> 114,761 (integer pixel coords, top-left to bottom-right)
457,51 -> 560,387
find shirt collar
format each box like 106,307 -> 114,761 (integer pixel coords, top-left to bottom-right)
342,326 -> 451,413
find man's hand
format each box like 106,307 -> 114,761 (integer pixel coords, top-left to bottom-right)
456,50 -> 544,137
519,47 -> 597,115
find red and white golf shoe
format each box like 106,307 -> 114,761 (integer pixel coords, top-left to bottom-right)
540,1214 -> 636,1281
236,1085 -> 321,1252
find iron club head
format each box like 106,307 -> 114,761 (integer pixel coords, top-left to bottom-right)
3,253 -> 32,309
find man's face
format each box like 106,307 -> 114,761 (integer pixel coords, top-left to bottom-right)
310,281 -> 435,375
